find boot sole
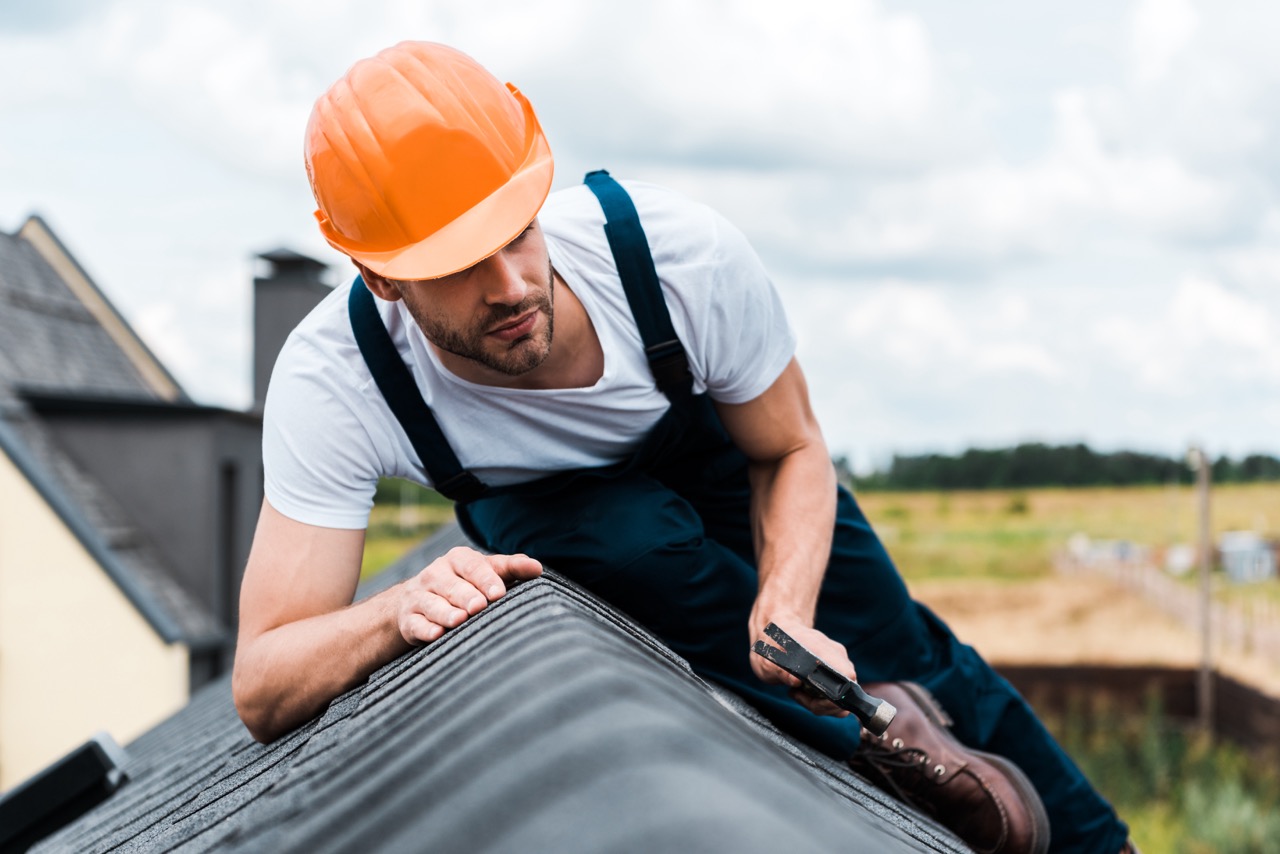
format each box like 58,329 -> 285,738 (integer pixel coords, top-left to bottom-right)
898,681 -> 1051,854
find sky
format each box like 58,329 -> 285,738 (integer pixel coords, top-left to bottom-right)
2,0 -> 1278,472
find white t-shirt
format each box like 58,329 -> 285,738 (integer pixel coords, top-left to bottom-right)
263,180 -> 796,529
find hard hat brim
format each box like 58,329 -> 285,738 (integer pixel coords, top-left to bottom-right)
320,89 -> 555,282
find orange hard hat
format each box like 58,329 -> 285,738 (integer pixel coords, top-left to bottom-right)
305,42 -> 554,280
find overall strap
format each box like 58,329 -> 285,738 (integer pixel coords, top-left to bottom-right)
348,277 -> 487,503
583,170 -> 693,400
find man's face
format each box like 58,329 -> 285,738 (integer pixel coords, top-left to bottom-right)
365,220 -> 556,378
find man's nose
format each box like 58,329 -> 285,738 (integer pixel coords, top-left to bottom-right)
476,249 -> 529,306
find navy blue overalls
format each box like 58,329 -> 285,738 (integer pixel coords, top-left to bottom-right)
349,171 -> 1128,853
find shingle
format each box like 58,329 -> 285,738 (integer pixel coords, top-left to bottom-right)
0,232 -> 155,397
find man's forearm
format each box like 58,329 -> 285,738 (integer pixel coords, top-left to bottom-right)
233,584 -> 412,742
747,440 -> 837,628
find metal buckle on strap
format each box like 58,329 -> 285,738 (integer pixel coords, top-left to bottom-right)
434,470 -> 487,503
644,339 -> 691,390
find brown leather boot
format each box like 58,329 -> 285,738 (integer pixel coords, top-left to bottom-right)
849,682 -> 1050,854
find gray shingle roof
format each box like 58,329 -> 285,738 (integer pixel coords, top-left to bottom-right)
0,224 -> 163,399
32,525 -> 967,853
0,218 -> 221,645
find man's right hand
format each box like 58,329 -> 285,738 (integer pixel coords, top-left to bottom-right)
234,501 -> 543,743
396,547 -> 543,645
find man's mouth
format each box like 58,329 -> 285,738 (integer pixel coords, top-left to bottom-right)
487,310 -> 538,342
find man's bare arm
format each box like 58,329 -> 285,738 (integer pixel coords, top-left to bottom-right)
714,357 -> 853,717
232,499 -> 541,742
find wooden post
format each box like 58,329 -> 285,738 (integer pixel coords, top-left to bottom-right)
1189,446 -> 1214,735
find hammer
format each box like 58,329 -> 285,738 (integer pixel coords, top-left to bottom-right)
752,623 -> 897,736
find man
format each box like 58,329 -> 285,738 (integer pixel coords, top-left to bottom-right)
233,41 -> 1133,854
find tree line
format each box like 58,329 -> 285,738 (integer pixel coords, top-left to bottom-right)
847,443 -> 1280,491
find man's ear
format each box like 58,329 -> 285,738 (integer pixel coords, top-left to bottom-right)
353,261 -> 402,302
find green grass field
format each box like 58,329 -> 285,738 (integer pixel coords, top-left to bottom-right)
1046,697 -> 1280,854
855,483 -> 1280,589
360,499 -> 455,580
361,481 -> 1280,592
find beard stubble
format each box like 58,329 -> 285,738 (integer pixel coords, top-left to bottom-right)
410,262 -> 556,377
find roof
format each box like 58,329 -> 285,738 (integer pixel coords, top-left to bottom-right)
0,216 -> 222,645
1,216 -> 185,402
32,524 -> 967,853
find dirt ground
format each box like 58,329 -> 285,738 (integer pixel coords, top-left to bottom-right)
910,575 -> 1280,699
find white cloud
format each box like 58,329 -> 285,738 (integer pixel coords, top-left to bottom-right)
1132,0 -> 1198,85
0,28 -> 94,107
1218,209 -> 1280,295
508,0 -> 975,174
789,272 -> 1280,461
640,0 -> 940,156
689,86 -> 1236,274
4,0 -> 958,183
134,303 -> 196,381
786,279 -> 1087,461
1092,275 -> 1280,395
92,3 -> 316,177
132,264 -> 253,408
793,280 -> 1067,388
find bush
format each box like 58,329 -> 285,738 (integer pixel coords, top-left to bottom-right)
1046,695 -> 1280,853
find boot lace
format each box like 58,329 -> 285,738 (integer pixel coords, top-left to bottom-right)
850,735 -> 938,811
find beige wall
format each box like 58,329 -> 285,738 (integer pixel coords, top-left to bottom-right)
0,450 -> 188,790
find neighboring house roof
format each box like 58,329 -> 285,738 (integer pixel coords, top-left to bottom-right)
1,216 -> 185,402
33,525 -> 967,853
0,216 -> 221,646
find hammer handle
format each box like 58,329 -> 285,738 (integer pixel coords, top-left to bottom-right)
753,625 -> 897,736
